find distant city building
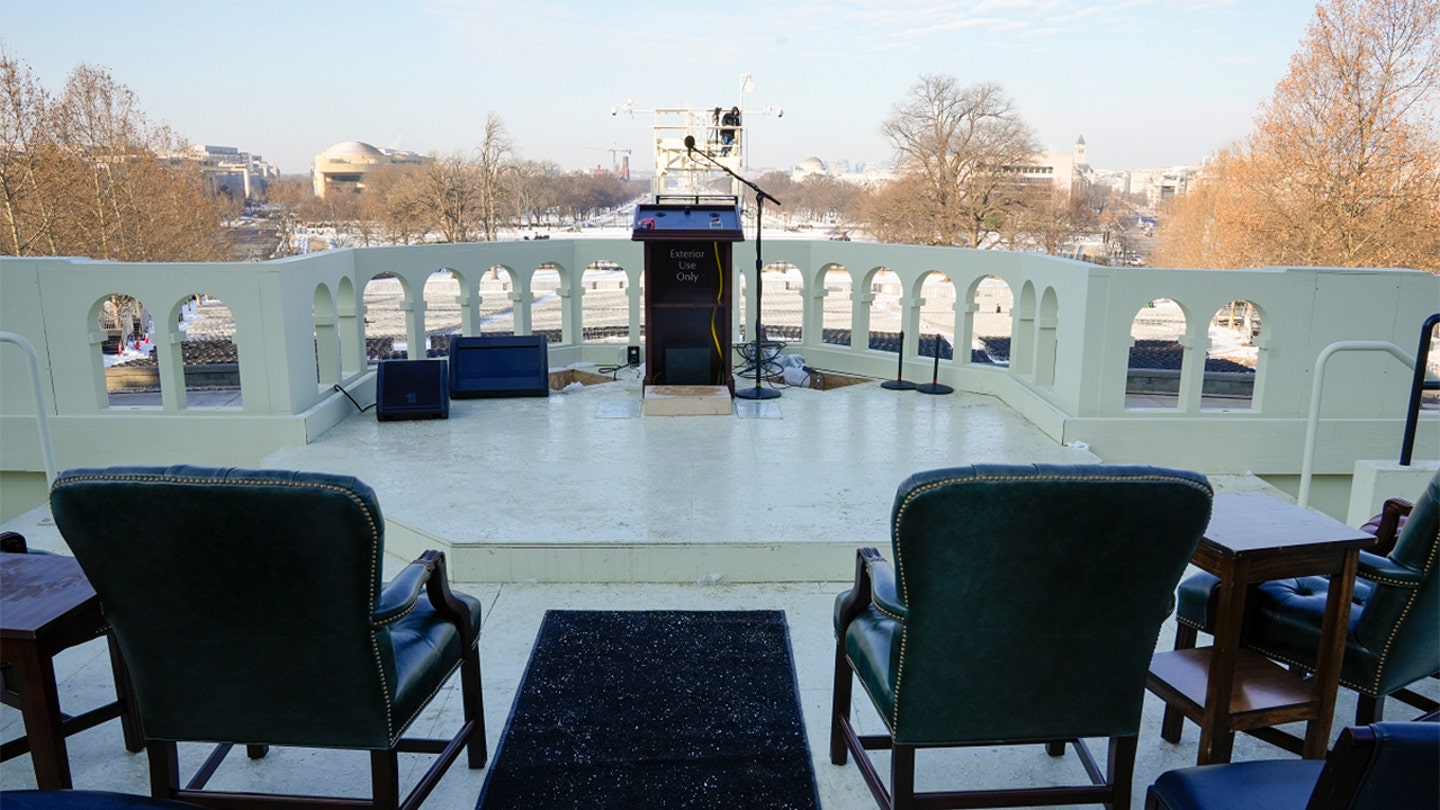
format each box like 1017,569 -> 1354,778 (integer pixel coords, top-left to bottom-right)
1001,136 -> 1093,198
180,145 -> 279,200
790,135 -> 1215,209
794,136 -> 1094,197
793,156 -> 827,179
790,155 -> 894,186
1092,161 -> 1205,207
311,141 -> 429,197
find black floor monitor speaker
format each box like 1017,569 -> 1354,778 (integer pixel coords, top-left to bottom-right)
449,335 -> 550,398
376,359 -> 449,420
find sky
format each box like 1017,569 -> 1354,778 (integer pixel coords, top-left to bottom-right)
1,0 -> 1320,177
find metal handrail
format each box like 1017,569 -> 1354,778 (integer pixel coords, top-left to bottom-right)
1298,339 -> 1430,508
1400,313 -> 1440,466
0,331 -> 57,485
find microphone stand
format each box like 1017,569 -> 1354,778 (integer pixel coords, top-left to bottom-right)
686,136 -> 781,400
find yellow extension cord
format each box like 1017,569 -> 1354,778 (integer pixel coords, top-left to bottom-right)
710,242 -> 724,382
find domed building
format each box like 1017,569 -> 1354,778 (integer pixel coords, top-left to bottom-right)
793,156 -> 828,180
311,140 -> 428,197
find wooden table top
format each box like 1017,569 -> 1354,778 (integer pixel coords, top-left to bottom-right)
1202,492 -> 1376,556
0,552 -> 97,640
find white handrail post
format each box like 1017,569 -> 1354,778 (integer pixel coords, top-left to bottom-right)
1299,340 -> 1415,508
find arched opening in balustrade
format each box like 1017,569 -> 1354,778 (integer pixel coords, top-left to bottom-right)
1202,299 -> 1263,411
173,293 -> 242,408
313,283 -> 339,389
819,264 -> 853,348
95,292 -> 154,408
581,260 -> 630,344
423,268 -> 463,358
362,272 -> 412,362
866,268 -> 903,353
531,262 -> 564,343
916,271 -> 957,363
479,265 -> 518,335
1126,297 -> 1188,409
967,275 -> 1013,367
762,261 -> 803,343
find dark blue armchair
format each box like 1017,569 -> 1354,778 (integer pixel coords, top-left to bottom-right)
1146,719 -> 1440,809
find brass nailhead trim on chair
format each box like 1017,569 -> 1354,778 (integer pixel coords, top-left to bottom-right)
1251,523 -> 1438,697
52,472 -> 400,743
886,470 -> 1212,735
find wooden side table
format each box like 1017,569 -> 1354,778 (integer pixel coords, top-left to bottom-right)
0,552 -> 144,789
1146,492 -> 1375,764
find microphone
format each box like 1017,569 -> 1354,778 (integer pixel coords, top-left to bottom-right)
683,135 -> 696,152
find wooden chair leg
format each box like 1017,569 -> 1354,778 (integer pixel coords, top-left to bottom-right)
106,635 -> 145,753
146,740 -> 180,800
1161,623 -> 1201,743
1355,694 -> 1384,725
462,646 -> 487,768
1108,735 -> 1138,810
0,664 -> 19,709
371,749 -> 400,810
830,643 -> 854,765
891,743 -> 915,810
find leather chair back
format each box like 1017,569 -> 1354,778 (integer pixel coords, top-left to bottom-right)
886,463 -> 1211,743
50,465 -> 404,748
1351,472 -> 1440,695
1340,720 -> 1440,810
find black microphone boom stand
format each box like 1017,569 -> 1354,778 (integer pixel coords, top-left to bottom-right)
684,135 -> 781,401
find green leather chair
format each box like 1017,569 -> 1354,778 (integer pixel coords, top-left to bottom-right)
49,465 -> 487,810
832,463 -> 1212,810
1162,470 -> 1440,744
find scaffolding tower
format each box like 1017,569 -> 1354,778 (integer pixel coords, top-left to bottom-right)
644,105 -> 745,199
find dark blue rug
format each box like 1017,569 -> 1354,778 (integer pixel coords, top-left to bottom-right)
476,610 -> 820,809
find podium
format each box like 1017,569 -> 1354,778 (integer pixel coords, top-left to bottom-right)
632,198 -> 744,392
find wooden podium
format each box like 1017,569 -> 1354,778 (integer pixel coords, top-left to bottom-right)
632,198 -> 744,394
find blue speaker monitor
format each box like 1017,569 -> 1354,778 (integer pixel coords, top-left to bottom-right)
448,335 -> 550,398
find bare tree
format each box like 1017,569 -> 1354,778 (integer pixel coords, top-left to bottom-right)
1157,0 -> 1440,271
1002,187 -> 1077,256
797,174 -> 863,225
258,175 -> 311,256
875,76 -> 1041,248
359,164 -> 425,245
852,174 -> 933,245
0,55 -> 228,262
0,52 -> 63,256
1154,147 -> 1266,268
475,112 -> 513,241
506,159 -> 561,229
420,152 -> 484,243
